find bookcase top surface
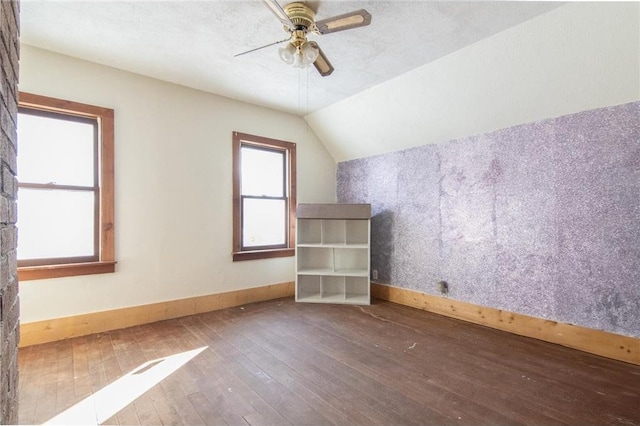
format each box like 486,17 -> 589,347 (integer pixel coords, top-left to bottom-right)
297,203 -> 371,219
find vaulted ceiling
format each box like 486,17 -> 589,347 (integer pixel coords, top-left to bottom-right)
20,1 -> 562,116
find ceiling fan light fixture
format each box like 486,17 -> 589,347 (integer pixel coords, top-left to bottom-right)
293,52 -> 310,68
293,47 -> 317,68
301,42 -> 319,63
278,43 -> 296,65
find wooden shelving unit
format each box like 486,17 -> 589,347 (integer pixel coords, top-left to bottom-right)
295,203 -> 371,305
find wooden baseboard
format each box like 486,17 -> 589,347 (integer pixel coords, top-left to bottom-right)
19,282 -> 294,347
21,281 -> 639,366
371,283 -> 639,366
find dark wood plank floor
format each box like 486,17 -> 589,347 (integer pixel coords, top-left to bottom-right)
19,298 -> 640,425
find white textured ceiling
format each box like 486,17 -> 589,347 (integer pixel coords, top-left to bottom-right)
20,1 -> 562,116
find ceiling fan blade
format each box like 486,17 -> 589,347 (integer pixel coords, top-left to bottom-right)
309,42 -> 333,77
315,9 -> 371,34
234,37 -> 291,57
261,0 -> 294,27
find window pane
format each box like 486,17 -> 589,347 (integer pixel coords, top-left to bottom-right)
242,198 -> 286,248
17,189 -> 95,260
17,112 -> 95,186
241,146 -> 284,197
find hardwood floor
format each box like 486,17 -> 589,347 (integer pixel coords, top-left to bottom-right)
19,298 -> 640,425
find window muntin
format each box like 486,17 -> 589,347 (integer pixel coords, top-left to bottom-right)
232,132 -> 296,261
17,92 -> 115,280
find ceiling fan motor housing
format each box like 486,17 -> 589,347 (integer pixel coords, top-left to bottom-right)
283,2 -> 316,30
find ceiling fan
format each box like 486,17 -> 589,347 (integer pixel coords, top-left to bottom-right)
236,0 -> 372,77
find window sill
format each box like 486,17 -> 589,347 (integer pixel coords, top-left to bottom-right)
233,248 -> 295,262
18,261 -> 117,281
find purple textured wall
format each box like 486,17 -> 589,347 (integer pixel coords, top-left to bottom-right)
337,101 -> 640,338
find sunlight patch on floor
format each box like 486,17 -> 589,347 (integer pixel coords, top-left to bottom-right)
44,346 -> 207,425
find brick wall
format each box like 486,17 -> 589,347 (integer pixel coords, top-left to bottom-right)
0,0 -> 20,424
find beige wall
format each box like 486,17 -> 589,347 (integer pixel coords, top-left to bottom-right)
307,2 -> 640,162
18,45 -> 336,323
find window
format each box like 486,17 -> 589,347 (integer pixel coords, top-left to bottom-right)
17,92 -> 115,280
232,132 -> 296,261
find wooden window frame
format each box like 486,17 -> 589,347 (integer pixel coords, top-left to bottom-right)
232,131 -> 296,262
17,92 -> 116,280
